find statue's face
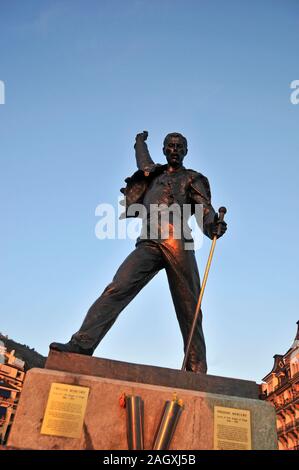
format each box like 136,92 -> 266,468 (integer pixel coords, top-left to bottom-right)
164,135 -> 187,168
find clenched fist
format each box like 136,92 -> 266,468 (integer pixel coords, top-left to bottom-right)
135,130 -> 148,142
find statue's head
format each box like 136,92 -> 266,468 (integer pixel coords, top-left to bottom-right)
163,132 -> 188,168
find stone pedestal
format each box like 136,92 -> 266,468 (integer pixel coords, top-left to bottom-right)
7,352 -> 277,450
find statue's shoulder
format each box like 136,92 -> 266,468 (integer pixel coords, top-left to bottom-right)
185,168 -> 211,187
125,164 -> 166,182
185,168 -> 209,180
119,164 -> 167,219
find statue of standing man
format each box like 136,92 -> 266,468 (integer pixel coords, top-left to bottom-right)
50,131 -> 227,373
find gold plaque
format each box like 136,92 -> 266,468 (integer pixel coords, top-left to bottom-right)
41,383 -> 89,438
214,406 -> 251,450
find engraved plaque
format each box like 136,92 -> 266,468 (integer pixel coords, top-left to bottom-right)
41,383 -> 89,438
214,406 -> 251,450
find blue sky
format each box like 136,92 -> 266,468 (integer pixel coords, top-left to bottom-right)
0,0 -> 298,382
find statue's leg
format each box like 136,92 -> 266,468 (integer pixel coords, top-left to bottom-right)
161,241 -> 207,373
68,241 -> 163,352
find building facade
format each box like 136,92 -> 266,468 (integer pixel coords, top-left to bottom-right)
0,346 -> 25,444
261,321 -> 299,450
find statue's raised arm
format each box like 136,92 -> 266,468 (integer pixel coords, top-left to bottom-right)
134,131 -> 156,174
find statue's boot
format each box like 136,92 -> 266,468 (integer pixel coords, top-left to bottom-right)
49,341 -> 93,356
185,350 -> 207,374
186,360 -> 207,374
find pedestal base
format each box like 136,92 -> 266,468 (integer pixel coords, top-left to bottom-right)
8,354 -> 277,450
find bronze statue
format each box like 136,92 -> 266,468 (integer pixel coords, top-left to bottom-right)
50,132 -> 227,373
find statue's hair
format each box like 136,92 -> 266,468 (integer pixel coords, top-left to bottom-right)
163,132 -> 188,155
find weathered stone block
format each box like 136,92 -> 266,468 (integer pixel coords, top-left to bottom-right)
8,363 -> 277,450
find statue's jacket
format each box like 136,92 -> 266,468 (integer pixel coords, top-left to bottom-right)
120,138 -> 217,241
